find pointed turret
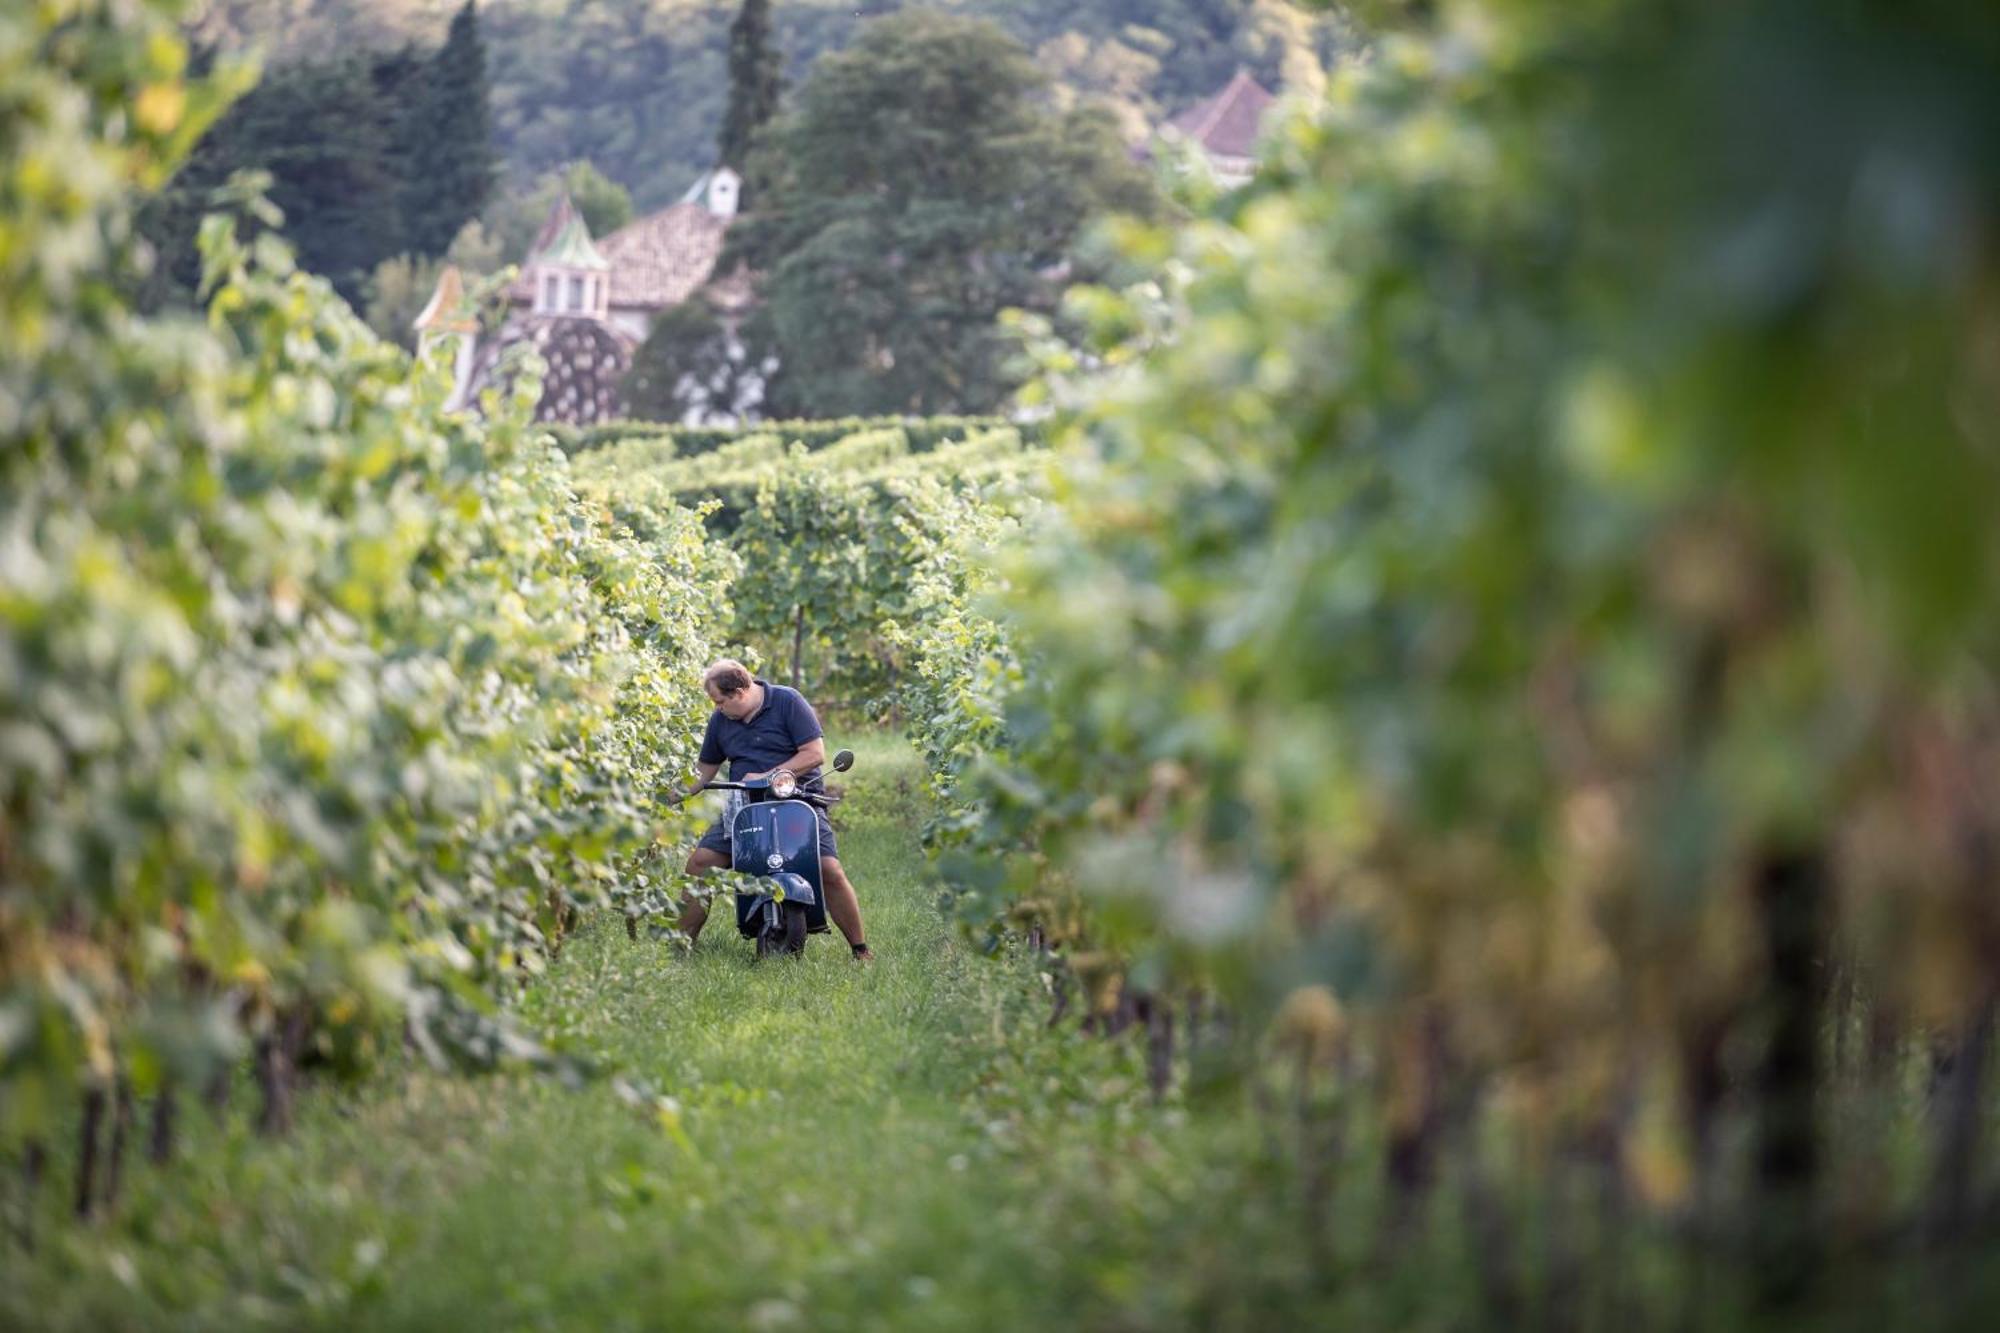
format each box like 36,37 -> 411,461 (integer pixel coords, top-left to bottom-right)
414,263 -> 477,337
518,193 -> 611,320
413,264 -> 480,411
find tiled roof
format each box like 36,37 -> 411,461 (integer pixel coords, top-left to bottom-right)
597,203 -> 731,311
1167,69 -> 1275,159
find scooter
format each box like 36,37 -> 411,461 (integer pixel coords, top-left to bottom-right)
708,749 -> 854,960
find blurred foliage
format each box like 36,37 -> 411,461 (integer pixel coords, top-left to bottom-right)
17,0 -> 2000,1323
134,6 -> 495,307
2,0 -> 731,1163
905,0 -> 2000,1317
361,249 -> 446,348
355,220 -> 508,355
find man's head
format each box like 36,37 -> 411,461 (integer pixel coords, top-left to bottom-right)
703,659 -> 762,720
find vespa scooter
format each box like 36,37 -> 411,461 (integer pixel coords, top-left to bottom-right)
706,749 -> 854,959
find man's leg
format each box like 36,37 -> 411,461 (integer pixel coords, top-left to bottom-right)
678,845 -> 731,942
819,857 -> 871,957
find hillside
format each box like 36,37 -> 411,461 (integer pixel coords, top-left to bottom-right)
187,0 -> 1351,206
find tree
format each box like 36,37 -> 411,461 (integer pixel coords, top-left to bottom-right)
486,160 -> 633,263
221,58 -> 410,303
188,2 -> 1353,210
622,300 -> 776,424
745,12 -> 1159,417
362,252 -> 446,350
718,0 -> 782,175
374,42 -> 429,248
406,0 -> 496,257
443,217 -> 506,275
134,11 -> 498,309
134,55 -> 408,306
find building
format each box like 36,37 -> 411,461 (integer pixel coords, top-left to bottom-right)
1158,69 -> 1276,189
416,167 -> 744,423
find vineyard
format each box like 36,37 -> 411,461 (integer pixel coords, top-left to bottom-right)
568,417 -> 1042,717
7,0 -> 2000,1330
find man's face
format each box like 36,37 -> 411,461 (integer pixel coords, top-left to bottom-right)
706,681 -> 758,721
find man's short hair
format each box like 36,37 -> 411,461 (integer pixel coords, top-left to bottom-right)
703,659 -> 754,696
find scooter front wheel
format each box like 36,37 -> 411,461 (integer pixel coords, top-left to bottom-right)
755,901 -> 810,960
780,901 -> 809,955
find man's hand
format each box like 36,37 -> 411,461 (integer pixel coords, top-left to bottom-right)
671,762 -> 721,805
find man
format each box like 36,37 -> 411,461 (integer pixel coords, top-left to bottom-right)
670,660 -> 874,962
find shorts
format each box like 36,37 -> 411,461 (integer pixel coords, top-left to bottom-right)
697,804 -> 839,862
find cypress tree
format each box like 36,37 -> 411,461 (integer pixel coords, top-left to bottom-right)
718,0 -> 782,172
409,0 -> 496,257
374,44 -> 427,252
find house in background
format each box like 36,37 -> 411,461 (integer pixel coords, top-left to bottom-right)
411,264 -> 480,405
1156,69 -> 1276,189
412,70 -> 1278,425
416,167 -> 744,423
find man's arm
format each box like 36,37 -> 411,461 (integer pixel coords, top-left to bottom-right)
744,737 -> 825,782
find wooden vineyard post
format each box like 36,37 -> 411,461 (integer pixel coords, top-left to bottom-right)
791,603 -> 806,691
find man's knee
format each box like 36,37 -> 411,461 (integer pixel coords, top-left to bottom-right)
685,847 -> 726,876
820,857 -> 852,889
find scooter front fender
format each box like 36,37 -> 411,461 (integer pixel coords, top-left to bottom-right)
767,871 -> 817,908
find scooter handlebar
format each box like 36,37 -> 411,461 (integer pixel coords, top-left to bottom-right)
697,780 -> 839,806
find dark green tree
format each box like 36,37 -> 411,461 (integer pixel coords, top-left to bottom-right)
136,56 -> 410,306
374,43 -> 430,255
623,300 -> 777,424
488,160 -> 633,262
746,12 -> 1159,416
135,11 -> 498,309
718,0 -> 782,173
180,1 -> 1357,212
407,1 -> 496,257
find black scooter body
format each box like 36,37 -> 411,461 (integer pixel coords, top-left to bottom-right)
702,749 -> 853,954
729,794 -> 831,937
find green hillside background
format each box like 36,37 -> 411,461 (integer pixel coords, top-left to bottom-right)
187,0 -> 1350,206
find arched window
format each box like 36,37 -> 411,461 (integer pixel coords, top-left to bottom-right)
569,274 -> 584,311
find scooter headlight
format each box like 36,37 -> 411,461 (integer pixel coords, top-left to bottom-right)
769,770 -> 798,799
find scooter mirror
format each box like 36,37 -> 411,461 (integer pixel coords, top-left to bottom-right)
832,749 -> 855,772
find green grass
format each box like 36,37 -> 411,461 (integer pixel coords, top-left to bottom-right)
1,735 -> 1303,1332
12,736 -> 1999,1331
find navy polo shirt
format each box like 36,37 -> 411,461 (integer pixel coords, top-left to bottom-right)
698,680 -> 824,781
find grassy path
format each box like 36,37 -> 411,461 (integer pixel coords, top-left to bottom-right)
6,736 -> 1291,1331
